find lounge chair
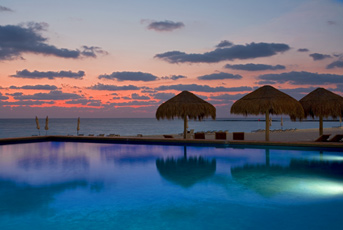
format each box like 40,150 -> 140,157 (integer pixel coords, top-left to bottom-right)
328,134 -> 343,142
98,134 -> 105,137
78,134 -> 84,136
88,134 -> 94,136
215,131 -> 227,140
194,132 -> 205,139
233,132 -> 244,140
315,134 -> 331,142
137,134 -> 143,137
186,129 -> 194,139
163,135 -> 173,138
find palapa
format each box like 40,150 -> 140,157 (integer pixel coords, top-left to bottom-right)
230,85 -> 304,141
299,88 -> 343,136
156,91 -> 216,139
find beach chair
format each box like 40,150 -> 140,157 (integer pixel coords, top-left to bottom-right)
315,134 -> 331,142
137,134 -> 143,137
88,134 -> 94,136
194,132 -> 205,139
98,134 -> 105,137
163,135 -> 173,138
186,129 -> 194,139
215,131 -> 227,140
328,134 -> 343,142
233,132 -> 244,140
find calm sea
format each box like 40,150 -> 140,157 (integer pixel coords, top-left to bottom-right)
0,117 -> 341,139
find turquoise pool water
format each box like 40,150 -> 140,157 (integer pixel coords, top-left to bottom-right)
0,142 -> 343,229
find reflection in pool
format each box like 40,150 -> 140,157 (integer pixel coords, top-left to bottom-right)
0,142 -> 343,229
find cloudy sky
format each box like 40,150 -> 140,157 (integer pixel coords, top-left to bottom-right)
0,0 -> 343,118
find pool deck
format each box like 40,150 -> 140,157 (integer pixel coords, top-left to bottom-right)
0,135 -> 342,150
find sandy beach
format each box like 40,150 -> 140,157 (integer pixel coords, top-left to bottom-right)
140,127 -> 343,143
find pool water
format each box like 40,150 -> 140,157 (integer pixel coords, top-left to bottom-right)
0,142 -> 343,230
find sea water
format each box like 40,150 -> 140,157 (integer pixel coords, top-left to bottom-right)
0,117 -> 341,139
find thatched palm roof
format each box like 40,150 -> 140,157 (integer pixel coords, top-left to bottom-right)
230,85 -> 304,119
299,88 -> 343,119
230,85 -> 304,141
156,91 -> 216,139
156,91 -> 216,120
299,88 -> 343,136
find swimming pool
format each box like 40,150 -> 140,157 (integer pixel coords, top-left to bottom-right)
0,142 -> 343,229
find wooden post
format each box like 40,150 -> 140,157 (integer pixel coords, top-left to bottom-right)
184,116 -> 187,139
319,116 -> 323,136
265,112 -> 269,141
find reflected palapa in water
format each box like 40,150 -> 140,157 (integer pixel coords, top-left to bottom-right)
156,146 -> 216,188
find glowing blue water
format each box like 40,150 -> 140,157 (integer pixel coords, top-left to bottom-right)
0,142 -> 343,229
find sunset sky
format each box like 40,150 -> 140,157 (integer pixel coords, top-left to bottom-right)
1,0 -> 343,118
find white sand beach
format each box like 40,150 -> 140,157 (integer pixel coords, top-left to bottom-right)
140,127 -> 343,143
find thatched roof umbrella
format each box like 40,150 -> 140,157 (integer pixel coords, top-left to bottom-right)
299,88 -> 343,136
156,91 -> 216,139
230,85 -> 304,141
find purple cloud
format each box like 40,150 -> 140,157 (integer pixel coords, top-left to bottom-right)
197,72 -> 242,80
12,90 -> 82,100
11,69 -> 85,79
257,71 -> 343,85
327,60 -> 343,69
9,84 -> 58,90
0,23 -> 107,60
309,53 -> 332,61
155,42 -> 290,64
98,71 -> 158,81
88,83 -> 140,91
147,20 -> 185,32
156,84 -> 252,92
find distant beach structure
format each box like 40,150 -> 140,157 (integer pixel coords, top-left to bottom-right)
231,85 -> 304,141
300,88 -> 343,136
156,91 -> 216,139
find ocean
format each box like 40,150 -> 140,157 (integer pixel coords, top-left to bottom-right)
0,117 -> 341,139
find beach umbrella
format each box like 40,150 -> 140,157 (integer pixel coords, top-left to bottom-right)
156,91 -> 216,139
77,117 -> 80,135
230,85 -> 304,141
45,116 -> 49,135
35,116 -> 40,135
299,88 -> 343,136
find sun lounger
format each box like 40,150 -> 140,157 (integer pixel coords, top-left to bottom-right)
215,131 -> 227,140
233,132 -> 244,140
328,134 -> 343,142
98,134 -> 105,137
78,134 -> 84,136
88,134 -> 94,136
163,135 -> 173,138
315,134 -> 331,142
186,129 -> 194,139
137,134 -> 143,137
194,132 -> 205,139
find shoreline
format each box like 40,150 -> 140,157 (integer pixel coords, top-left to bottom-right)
0,127 -> 342,149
